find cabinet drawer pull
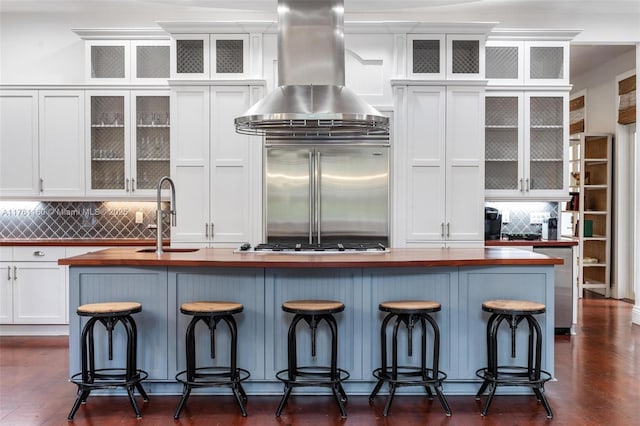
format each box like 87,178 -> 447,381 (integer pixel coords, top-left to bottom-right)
39,178 -> 44,193
33,250 -> 45,257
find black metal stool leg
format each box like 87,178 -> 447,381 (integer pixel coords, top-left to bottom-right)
174,384 -> 192,419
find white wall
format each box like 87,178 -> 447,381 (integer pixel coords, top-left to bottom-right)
2,2 -> 640,84
571,49 -> 636,134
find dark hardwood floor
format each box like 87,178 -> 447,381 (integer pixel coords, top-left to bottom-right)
1,293 -> 638,425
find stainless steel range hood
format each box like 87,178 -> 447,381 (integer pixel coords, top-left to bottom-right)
234,0 -> 389,137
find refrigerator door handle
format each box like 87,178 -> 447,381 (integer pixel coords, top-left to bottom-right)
308,151 -> 314,244
316,151 -> 321,244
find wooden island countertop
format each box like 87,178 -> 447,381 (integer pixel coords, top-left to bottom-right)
59,246 -> 563,268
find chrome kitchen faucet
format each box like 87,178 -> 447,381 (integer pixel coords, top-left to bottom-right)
155,176 -> 176,255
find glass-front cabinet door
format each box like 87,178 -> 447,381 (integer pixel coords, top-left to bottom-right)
87,92 -> 129,195
485,91 -> 568,200
525,92 -> 567,196
485,92 -> 524,198
133,93 -> 170,193
87,91 -> 170,196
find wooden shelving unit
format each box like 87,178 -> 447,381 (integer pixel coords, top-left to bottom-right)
563,133 -> 612,297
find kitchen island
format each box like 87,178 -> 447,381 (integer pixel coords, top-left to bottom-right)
60,247 -> 562,396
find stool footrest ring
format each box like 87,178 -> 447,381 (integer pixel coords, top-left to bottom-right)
70,368 -> 149,389
475,366 -> 552,387
275,366 -> 350,387
372,366 -> 447,387
175,366 -> 250,387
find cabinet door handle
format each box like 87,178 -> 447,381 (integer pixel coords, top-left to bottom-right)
6,266 -> 10,281
520,178 -> 524,192
33,250 -> 45,257
39,178 -> 44,193
210,223 -> 214,239
131,178 -> 135,192
526,178 -> 530,191
440,222 -> 444,237
205,223 -> 209,238
446,222 -> 450,237
125,178 -> 130,192
13,266 -> 17,280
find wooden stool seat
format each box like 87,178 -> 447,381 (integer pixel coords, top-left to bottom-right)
282,300 -> 345,315
482,299 -> 546,315
77,302 -> 142,316
379,300 -> 441,313
180,301 -> 243,315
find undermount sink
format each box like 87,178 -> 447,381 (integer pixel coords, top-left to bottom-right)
137,248 -> 200,253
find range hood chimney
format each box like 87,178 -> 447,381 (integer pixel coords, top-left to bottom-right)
234,0 -> 389,137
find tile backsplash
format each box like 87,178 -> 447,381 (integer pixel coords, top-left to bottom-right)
485,201 -> 559,235
0,201 -> 170,239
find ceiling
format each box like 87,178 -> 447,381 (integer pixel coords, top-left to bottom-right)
570,45 -> 636,80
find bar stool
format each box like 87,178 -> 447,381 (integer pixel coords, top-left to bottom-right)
174,301 -> 250,419
275,300 -> 350,418
369,300 -> 451,416
68,301 -> 149,420
475,299 -> 553,418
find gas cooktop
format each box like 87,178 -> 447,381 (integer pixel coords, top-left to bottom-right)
236,242 -> 388,253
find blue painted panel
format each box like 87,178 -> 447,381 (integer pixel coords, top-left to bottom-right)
364,268 -> 457,382
265,268 -> 362,379
459,266 -> 555,379
171,268 -> 265,379
69,267 -> 168,380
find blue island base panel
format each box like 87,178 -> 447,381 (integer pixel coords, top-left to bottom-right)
68,265 -> 555,395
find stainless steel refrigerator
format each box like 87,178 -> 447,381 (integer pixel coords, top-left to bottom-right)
264,139 -> 390,245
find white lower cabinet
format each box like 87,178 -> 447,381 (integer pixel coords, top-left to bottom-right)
171,84 -> 263,247
0,247 -> 67,325
394,84 -> 485,247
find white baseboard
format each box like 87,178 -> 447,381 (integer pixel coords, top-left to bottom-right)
632,305 -> 640,326
0,324 -> 69,336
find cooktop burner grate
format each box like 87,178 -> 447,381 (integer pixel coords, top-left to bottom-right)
504,233 -> 542,241
251,242 -> 387,252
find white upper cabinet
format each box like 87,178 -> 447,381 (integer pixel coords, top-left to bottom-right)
0,91 -> 39,197
405,29 -> 488,80
485,38 -> 572,86
485,91 -> 569,200
86,90 -> 170,197
171,34 -> 210,80
171,84 -> 263,247
74,30 -> 170,85
131,40 -> 171,85
169,33 -> 251,80
38,91 -> 86,197
393,83 -> 485,247
86,40 -> 131,84
407,35 -> 445,80
210,34 -> 250,78
446,34 -> 485,80
1,90 -> 85,199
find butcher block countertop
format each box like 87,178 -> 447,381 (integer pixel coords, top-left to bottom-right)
59,246 -> 563,268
